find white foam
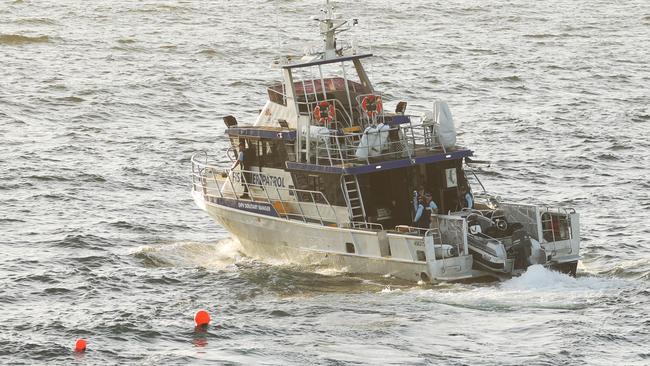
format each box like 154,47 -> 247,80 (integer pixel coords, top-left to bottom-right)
501,264 -> 623,291
408,265 -> 631,310
314,267 -> 349,276
131,237 -> 248,270
378,285 -> 402,294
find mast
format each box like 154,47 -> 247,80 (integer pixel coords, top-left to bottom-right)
318,0 -> 349,60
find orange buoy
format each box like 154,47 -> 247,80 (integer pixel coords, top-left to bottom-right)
194,309 -> 211,327
74,338 -> 87,352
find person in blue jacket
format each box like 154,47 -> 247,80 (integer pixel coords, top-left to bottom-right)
460,185 -> 473,209
413,192 -> 438,228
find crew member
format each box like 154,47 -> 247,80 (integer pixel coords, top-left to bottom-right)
413,192 -> 438,228
231,140 -> 249,198
412,184 -> 425,212
460,186 -> 473,209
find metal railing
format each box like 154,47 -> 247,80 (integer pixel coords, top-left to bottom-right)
300,98 -> 355,130
499,203 -> 541,241
498,202 -> 575,257
425,226 -> 456,270
539,206 -> 575,255
393,225 -> 429,236
346,221 -> 384,230
267,85 -> 444,167
191,153 -> 342,227
433,214 -> 469,257
305,117 -> 442,166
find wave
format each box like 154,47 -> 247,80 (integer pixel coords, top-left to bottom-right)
54,234 -> 111,249
132,238 -> 246,269
15,18 -> 57,25
480,75 -> 522,83
109,220 -> 151,233
500,265 -> 618,291
0,34 -> 51,45
24,174 -> 71,182
53,96 -> 84,103
0,218 -> 26,223
197,48 -> 220,56
412,265 -> 632,311
597,258 -> 650,281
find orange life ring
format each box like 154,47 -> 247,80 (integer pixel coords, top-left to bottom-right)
361,95 -> 383,117
313,101 -> 335,125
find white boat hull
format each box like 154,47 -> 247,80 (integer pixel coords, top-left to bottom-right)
194,191 -> 476,283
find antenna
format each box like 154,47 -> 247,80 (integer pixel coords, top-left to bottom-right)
315,0 -> 350,59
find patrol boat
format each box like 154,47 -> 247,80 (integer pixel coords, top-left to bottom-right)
190,1 -> 581,282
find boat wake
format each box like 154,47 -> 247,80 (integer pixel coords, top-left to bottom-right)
413,265 -> 632,311
500,264 -> 622,291
131,238 -> 248,269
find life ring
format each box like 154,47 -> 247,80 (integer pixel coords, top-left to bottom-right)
313,101 -> 335,125
361,95 -> 383,117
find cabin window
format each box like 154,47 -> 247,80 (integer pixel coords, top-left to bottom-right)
258,140 -> 288,169
416,250 -> 426,262
267,86 -> 287,106
290,172 -> 344,205
345,242 -> 355,254
308,175 -> 323,192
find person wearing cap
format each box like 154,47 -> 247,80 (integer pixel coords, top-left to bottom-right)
413,192 -> 438,228
231,140 -> 249,198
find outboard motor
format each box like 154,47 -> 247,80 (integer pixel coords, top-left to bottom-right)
511,229 -> 533,270
528,238 -> 547,265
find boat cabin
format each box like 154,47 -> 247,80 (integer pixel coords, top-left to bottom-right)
220,10 -> 475,231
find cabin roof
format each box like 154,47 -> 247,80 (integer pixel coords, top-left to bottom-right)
268,77 -> 369,97
281,53 -> 373,69
286,149 -> 474,175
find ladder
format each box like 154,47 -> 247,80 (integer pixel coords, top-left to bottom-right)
341,174 -> 366,222
422,124 -> 434,148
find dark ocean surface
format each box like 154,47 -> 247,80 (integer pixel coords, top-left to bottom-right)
1,0 -> 649,364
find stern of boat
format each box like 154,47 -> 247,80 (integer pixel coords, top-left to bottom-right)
500,203 -> 581,276
387,215 -> 477,283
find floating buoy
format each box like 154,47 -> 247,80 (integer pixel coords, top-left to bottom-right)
74,338 -> 87,352
194,309 -> 210,327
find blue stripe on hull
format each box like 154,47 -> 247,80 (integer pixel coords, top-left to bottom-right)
208,196 -> 279,217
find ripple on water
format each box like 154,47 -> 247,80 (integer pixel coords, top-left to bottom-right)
0,33 -> 52,45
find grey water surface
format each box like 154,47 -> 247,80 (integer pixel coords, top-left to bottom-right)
1,0 -> 649,365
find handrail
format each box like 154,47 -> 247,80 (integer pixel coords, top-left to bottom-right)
348,221 -> 383,230
431,214 -> 468,257
393,225 -> 429,236
539,206 -> 574,255
300,98 -> 354,129
306,118 -> 441,167
354,93 -> 387,127
190,153 -> 342,227
425,227 -> 453,269
261,90 -> 447,168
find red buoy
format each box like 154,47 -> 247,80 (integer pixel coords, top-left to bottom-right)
194,309 -> 211,327
74,339 -> 87,352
